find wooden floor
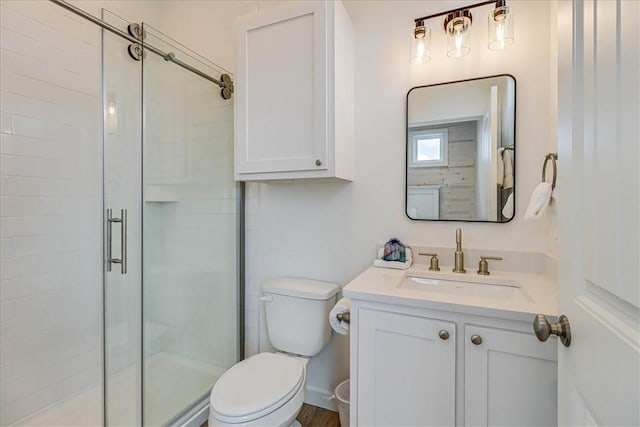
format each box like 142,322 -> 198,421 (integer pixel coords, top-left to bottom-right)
201,403 -> 341,427
297,403 -> 341,426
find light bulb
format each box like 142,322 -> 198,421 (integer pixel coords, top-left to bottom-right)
445,11 -> 472,58
454,29 -> 463,52
488,5 -> 514,50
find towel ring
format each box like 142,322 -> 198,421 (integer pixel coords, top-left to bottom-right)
542,153 -> 558,190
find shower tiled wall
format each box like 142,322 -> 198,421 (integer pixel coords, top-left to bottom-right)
0,1 -> 102,424
142,42 -> 238,369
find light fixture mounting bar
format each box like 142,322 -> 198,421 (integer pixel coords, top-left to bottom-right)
413,0 -> 502,24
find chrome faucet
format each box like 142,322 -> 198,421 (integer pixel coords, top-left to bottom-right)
453,228 -> 466,273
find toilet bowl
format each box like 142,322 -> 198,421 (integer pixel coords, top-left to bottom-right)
209,353 -> 307,427
208,278 -> 339,427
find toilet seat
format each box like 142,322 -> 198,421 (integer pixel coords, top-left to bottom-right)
210,353 -> 305,424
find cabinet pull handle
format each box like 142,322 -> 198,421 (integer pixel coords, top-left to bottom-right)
438,330 -> 449,340
315,159 -> 322,166
470,335 -> 483,345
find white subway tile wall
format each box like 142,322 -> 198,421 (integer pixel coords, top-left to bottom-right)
0,1 -> 103,425
142,30 -> 238,371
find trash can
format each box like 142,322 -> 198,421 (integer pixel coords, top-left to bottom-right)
335,379 -> 350,427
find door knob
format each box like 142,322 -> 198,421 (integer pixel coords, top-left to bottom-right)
533,314 -> 571,347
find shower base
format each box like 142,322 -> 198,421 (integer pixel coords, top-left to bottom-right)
13,352 -> 224,426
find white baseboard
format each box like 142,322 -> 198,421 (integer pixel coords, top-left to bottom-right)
304,385 -> 337,412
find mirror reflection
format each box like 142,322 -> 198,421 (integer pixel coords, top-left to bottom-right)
406,75 -> 516,222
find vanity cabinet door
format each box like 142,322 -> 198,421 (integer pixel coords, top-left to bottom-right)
357,308 -> 456,426
464,325 -> 557,426
235,1 -> 353,181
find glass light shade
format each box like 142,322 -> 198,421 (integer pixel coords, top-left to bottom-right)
488,6 -> 514,50
410,25 -> 431,64
445,13 -> 472,58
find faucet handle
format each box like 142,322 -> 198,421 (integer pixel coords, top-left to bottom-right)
419,253 -> 440,271
477,256 -> 503,275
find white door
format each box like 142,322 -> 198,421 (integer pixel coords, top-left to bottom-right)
557,1 -> 639,425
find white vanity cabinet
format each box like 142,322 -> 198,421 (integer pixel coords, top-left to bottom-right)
234,1 -> 353,181
464,325 -> 557,426
357,309 -> 456,426
351,302 -> 558,426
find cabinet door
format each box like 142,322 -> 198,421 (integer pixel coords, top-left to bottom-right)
235,1 -> 328,175
464,325 -> 557,426
357,308 -> 456,426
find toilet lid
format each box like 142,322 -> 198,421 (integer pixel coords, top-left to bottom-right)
210,353 -> 304,423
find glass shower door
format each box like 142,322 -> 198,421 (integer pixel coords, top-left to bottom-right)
103,10 -> 143,426
141,24 -> 240,426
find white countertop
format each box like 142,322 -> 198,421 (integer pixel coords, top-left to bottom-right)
343,263 -> 558,322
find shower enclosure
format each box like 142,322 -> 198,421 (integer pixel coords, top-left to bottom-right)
0,1 -> 242,426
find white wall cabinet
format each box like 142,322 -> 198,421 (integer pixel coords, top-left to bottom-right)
351,302 -> 558,426
235,1 -> 353,181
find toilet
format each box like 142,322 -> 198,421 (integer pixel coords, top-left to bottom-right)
209,278 -> 340,427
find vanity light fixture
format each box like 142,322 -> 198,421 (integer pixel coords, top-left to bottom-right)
410,0 -> 514,63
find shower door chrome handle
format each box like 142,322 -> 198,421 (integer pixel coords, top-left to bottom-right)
107,208 -> 127,274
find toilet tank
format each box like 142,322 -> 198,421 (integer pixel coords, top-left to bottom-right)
262,278 -> 340,357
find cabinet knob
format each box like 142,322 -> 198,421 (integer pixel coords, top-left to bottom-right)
315,159 -> 322,166
533,314 -> 571,347
470,335 -> 483,345
438,330 -> 449,340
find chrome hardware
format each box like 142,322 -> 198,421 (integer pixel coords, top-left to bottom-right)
315,159 -> 322,166
126,23 -> 145,61
220,74 -> 234,100
419,253 -> 440,271
453,228 -> 466,273
127,23 -> 146,40
128,44 -> 143,61
439,330 -> 449,340
48,1 -> 233,99
337,312 -> 351,324
477,256 -> 503,275
533,314 -> 571,347
106,208 -> 127,274
470,335 -> 482,345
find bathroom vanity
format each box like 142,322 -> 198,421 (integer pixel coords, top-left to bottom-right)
343,258 -> 558,426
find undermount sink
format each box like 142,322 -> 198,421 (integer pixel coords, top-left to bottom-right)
399,273 -> 533,303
